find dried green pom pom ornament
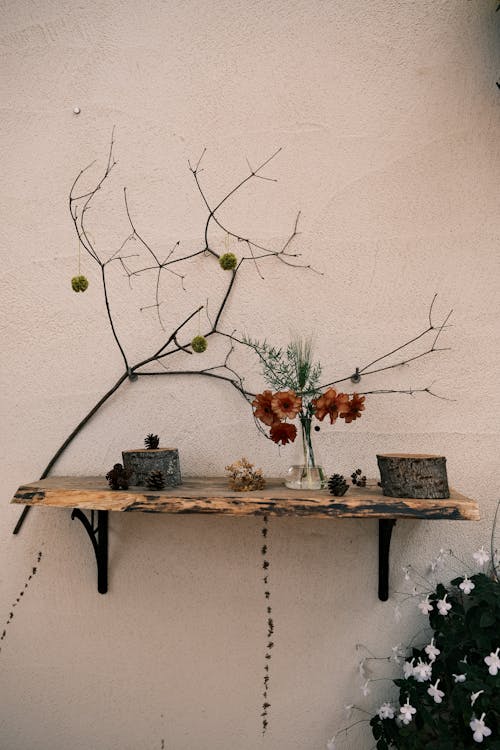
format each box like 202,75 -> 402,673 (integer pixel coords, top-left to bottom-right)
191,335 -> 208,353
219,252 -> 237,270
71,275 -> 89,292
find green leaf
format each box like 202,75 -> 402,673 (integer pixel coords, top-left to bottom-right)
480,610 -> 495,628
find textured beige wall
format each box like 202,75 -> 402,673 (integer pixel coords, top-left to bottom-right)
1,1 -> 499,748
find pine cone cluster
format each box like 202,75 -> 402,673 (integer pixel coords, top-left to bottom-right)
146,470 -> 166,490
351,468 -> 367,487
327,474 -> 349,497
106,463 -> 131,490
144,433 -> 160,450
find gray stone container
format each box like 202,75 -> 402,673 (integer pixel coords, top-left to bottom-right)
122,448 -> 181,487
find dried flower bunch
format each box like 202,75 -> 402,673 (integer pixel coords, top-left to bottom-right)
247,338 -> 365,445
225,457 -> 265,492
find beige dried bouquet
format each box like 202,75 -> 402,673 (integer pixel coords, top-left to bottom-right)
225,457 -> 265,492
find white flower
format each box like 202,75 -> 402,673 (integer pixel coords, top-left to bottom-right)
437,594 -> 452,616
418,596 -> 433,615
425,638 -> 441,662
470,713 -> 492,743
473,547 -> 490,567
391,644 -> 405,664
484,647 -> 500,676
361,680 -> 370,696
398,698 -> 416,725
427,678 -> 445,704
459,575 -> 475,595
471,690 -> 484,707
344,704 -> 354,719
430,548 -> 447,572
358,658 -> 368,679
403,658 -> 415,679
453,673 -> 466,683
413,659 -> 432,682
326,736 -> 337,750
378,702 -> 395,720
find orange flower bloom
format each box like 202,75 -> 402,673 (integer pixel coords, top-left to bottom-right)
271,390 -> 302,420
270,421 -> 297,445
252,390 -> 279,426
313,388 -> 349,424
340,393 -> 366,424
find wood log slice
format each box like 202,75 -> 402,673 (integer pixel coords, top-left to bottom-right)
122,448 -> 181,487
377,453 -> 449,499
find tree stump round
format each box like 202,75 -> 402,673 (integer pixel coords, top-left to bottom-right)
122,448 -> 181,487
376,454 -> 449,499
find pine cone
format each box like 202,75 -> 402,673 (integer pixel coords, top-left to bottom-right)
327,474 -> 349,497
106,463 -> 131,490
146,470 -> 166,490
144,433 -> 160,450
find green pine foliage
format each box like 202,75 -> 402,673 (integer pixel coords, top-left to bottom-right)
242,335 -> 322,397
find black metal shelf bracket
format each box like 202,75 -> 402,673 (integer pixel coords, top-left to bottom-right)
378,519 -> 396,601
71,509 -> 109,594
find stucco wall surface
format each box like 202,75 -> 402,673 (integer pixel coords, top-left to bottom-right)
1,1 -> 499,748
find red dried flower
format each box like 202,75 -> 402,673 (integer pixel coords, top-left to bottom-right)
340,393 -> 366,424
313,388 -> 349,424
271,390 -> 302,420
252,390 -> 279,426
270,422 -> 297,445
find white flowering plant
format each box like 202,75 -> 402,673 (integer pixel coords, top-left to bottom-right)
327,517 -> 500,750
370,565 -> 500,749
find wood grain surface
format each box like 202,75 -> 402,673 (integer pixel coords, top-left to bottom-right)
11,477 -> 480,520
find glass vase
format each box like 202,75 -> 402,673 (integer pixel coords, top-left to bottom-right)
285,415 -> 326,490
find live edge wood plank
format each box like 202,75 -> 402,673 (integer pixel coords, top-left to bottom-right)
11,477 -> 479,521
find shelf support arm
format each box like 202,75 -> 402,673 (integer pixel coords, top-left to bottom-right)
71,509 -> 109,594
378,519 -> 396,601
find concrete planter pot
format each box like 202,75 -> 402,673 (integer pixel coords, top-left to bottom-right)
122,448 -> 181,487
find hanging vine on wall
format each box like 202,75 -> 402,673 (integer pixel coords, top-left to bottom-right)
261,514 -> 274,735
0,551 -> 42,656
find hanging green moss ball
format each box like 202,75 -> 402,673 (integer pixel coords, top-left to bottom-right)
219,252 -> 238,271
191,335 -> 208,353
71,275 -> 89,292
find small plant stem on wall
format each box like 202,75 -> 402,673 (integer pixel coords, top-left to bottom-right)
0,551 -> 42,655
261,514 -> 274,735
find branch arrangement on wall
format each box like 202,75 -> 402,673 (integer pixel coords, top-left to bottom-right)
15,129 -> 452,528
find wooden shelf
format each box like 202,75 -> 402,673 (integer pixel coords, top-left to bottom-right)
11,477 -> 479,599
12,476 -> 479,519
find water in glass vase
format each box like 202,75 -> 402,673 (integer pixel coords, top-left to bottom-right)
285,415 -> 326,490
